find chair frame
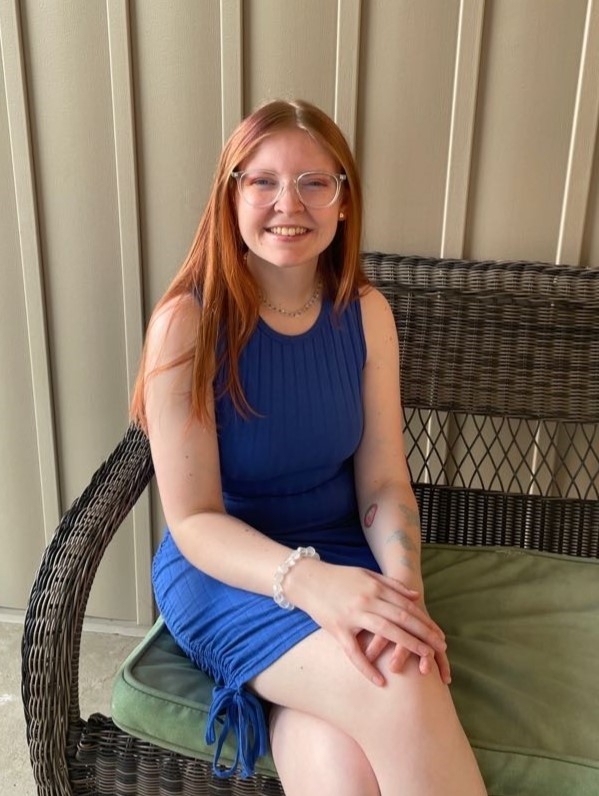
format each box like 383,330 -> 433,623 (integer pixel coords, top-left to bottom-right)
22,253 -> 599,795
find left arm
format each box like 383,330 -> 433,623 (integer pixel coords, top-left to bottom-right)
354,287 -> 450,682
354,287 -> 422,589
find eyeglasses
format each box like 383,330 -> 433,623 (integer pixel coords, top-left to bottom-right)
231,169 -> 347,208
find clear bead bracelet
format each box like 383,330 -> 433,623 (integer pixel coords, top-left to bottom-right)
273,546 -> 320,610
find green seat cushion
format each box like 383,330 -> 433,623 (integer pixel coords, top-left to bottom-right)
112,544 -> 599,793
111,614 -> 278,778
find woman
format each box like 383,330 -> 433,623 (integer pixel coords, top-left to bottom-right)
131,99 -> 486,796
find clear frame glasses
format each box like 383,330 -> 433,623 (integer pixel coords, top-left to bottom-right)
231,169 -> 347,209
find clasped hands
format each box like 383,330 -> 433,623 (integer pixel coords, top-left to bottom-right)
301,563 -> 450,687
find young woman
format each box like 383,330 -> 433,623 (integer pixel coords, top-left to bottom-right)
131,99 -> 487,796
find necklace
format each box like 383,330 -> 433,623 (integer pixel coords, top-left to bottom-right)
260,278 -> 322,318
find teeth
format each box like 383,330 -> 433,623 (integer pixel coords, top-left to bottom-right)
269,226 -> 308,236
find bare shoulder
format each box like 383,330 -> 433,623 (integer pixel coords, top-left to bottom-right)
145,292 -> 201,373
358,285 -> 398,361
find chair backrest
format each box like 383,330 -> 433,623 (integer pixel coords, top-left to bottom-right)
363,253 -> 599,557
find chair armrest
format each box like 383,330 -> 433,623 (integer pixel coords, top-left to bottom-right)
21,423 -> 154,795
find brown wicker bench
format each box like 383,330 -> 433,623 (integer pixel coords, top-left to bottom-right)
22,253 -> 599,795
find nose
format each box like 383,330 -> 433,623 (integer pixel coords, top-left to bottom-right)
273,179 -> 304,212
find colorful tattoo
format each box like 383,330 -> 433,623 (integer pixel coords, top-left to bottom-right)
364,503 -> 378,528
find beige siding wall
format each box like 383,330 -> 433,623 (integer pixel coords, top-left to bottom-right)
1,0 -> 598,624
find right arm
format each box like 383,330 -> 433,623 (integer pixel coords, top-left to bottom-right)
145,294 -> 293,595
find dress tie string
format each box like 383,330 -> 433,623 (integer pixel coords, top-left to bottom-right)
206,684 -> 269,779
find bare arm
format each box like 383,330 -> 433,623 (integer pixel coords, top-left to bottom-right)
354,287 -> 423,591
145,294 -> 292,596
354,288 -> 450,682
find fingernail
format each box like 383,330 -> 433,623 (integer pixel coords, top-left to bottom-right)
373,674 -> 385,686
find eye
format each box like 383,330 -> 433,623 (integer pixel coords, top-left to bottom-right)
246,172 -> 278,189
300,174 -> 334,190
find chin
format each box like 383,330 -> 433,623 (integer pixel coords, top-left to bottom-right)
257,249 -> 319,269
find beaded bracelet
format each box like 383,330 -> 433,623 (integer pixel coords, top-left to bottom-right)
273,546 -> 320,610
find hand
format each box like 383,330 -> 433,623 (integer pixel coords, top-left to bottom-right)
363,602 -> 452,685
292,562 -> 447,686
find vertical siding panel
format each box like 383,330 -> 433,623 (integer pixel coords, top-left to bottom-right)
464,0 -> 588,262
21,0 -> 137,621
441,0 -> 485,259
220,0 -> 243,143
128,2 -> 222,557
244,0 -> 337,114
0,0 -> 60,543
581,125 -> 599,267
130,1 -> 221,314
0,0 -> 52,609
106,0 -> 153,626
357,0 -> 460,255
556,0 -> 599,265
334,0 -> 361,151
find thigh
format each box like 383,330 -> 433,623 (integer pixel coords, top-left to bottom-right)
269,706 -> 379,796
251,627 -> 451,738
251,628 -> 487,796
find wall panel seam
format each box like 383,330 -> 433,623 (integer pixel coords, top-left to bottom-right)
106,0 -> 153,626
334,0 -> 361,152
440,0 -> 485,260
556,0 -> 599,266
0,0 -> 61,544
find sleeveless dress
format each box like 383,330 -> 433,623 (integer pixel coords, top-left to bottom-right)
152,297 -> 381,778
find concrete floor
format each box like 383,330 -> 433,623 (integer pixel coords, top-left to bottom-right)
0,620 -> 140,795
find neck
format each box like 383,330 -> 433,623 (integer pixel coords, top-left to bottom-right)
246,253 -> 320,305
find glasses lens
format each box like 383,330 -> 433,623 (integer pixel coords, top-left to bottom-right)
297,173 -> 339,207
239,171 -> 281,207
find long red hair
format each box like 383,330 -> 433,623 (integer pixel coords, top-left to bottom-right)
130,99 -> 367,431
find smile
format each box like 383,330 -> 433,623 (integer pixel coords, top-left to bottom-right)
266,226 -> 309,237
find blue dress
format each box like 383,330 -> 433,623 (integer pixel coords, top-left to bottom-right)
152,297 -> 380,778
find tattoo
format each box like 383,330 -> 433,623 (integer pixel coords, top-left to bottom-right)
400,555 -> 416,572
398,502 -> 420,528
386,529 -> 417,552
363,503 -> 378,528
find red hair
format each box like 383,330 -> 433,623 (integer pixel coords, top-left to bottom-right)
130,99 -> 367,431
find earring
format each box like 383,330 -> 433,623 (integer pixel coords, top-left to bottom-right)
339,212 -> 345,220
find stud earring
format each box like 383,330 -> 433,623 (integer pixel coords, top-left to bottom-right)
339,212 -> 345,220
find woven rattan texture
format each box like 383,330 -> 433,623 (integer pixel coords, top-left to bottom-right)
22,254 -> 599,795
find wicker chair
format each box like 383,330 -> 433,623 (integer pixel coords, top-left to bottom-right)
22,253 -> 599,795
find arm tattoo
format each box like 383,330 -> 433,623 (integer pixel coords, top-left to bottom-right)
363,503 -> 378,528
386,529 -> 417,552
399,555 -> 416,572
398,502 -> 420,529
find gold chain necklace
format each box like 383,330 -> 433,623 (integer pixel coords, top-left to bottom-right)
260,278 -> 322,318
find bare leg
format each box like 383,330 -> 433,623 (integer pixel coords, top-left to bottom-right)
269,705 -> 380,796
251,629 -> 487,796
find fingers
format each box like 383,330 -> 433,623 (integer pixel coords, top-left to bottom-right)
364,633 -> 390,663
389,645 -> 410,673
345,631 -> 451,689
435,648 -> 452,684
365,603 -> 447,656
344,634 -> 387,686
373,576 -> 446,640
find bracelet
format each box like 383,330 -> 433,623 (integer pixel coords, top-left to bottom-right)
273,546 -> 320,610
